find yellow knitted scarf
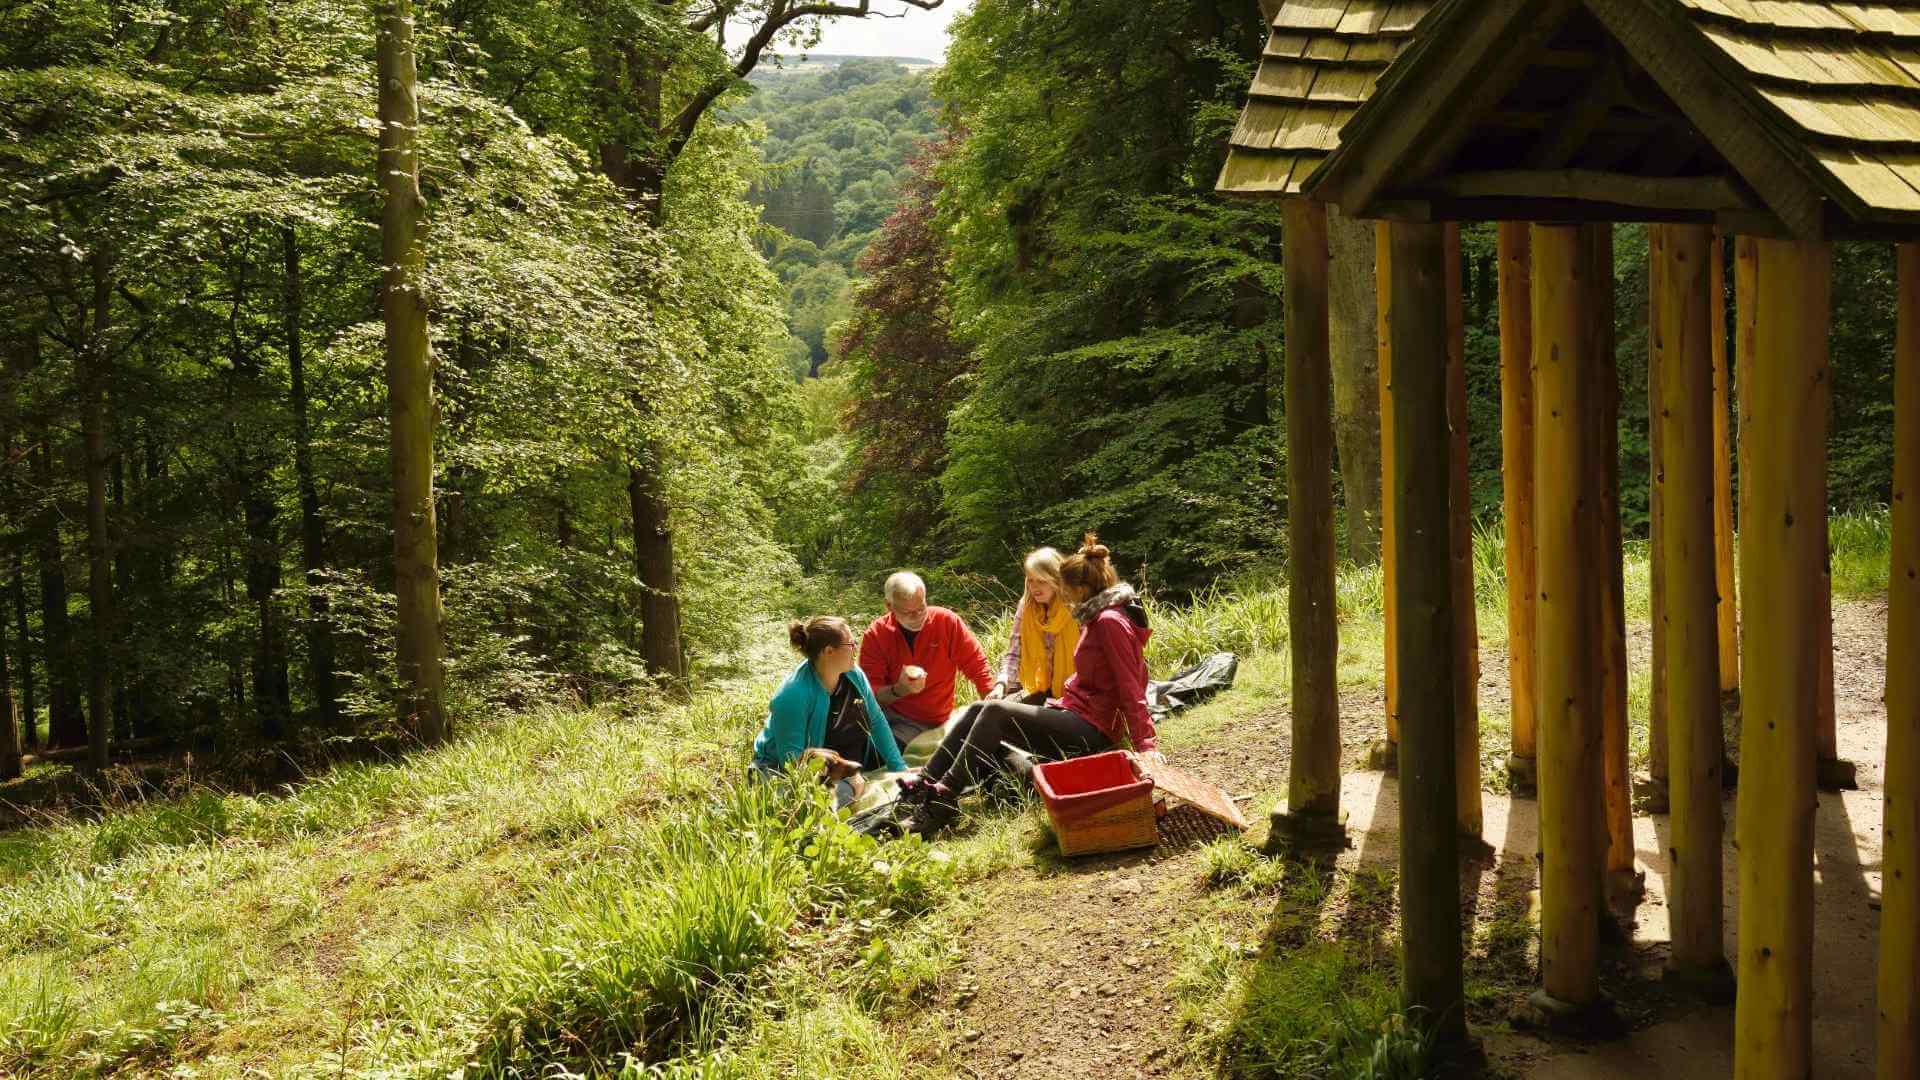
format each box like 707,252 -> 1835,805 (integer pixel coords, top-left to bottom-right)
1018,595 -> 1080,696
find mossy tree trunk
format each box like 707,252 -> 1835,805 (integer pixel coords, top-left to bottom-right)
378,0 -> 449,745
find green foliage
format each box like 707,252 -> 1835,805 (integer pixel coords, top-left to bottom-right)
820,0 -> 1291,586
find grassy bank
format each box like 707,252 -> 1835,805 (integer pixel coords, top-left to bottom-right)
0,512 -> 1894,1077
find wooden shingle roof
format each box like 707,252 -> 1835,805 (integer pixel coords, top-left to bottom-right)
1217,0 -> 1436,196
1296,0 -> 1920,237
1679,0 -> 1920,215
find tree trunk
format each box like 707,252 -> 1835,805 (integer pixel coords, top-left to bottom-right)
80,249 -> 114,772
110,437 -> 129,741
1328,206 -> 1382,564
379,0 -> 449,745
629,456 -> 686,679
284,227 -> 339,730
226,241 -> 290,740
598,40 -> 687,683
10,555 -> 33,752
4,341 -> 34,756
31,336 -> 82,749
0,541 -> 17,780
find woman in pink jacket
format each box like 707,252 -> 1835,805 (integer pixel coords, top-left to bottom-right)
895,534 -> 1157,837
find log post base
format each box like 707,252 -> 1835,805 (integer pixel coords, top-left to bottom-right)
1459,830 -> 1495,862
1633,773 -> 1671,814
1367,738 -> 1399,773
1505,753 -> 1538,798
1265,802 -> 1351,857
1523,989 -> 1626,1038
1663,958 -> 1737,1005
1604,868 -> 1646,931
1816,756 -> 1860,791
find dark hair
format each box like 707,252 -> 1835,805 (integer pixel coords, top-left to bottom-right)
789,616 -> 854,661
1060,533 -> 1118,596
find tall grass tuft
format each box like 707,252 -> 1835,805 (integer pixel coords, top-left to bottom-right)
456,771 -> 953,1073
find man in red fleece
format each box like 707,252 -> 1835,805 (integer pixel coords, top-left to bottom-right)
860,571 -> 994,749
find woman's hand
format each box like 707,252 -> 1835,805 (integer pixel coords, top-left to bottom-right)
1135,749 -> 1167,769
988,682 -> 1006,701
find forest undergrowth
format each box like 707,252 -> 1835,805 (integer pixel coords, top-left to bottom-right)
0,513 -> 1895,1078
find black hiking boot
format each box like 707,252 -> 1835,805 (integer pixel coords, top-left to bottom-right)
901,788 -> 961,838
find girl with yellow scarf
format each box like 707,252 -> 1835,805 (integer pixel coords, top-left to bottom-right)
991,547 -> 1081,703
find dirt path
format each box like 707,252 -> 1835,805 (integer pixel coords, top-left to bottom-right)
899,599 -> 1894,1079
905,699 -> 1330,1079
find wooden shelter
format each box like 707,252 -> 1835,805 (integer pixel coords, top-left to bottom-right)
1222,0 -> 1920,1075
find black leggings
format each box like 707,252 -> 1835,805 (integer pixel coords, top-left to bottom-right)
923,699 -> 1110,792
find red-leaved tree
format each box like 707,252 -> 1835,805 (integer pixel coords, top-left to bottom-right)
837,134 -> 972,558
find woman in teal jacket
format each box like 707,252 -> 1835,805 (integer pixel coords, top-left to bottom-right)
752,616 -> 909,806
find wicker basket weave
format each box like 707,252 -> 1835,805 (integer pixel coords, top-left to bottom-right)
1034,751 -> 1159,856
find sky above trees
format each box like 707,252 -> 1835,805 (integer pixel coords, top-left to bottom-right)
793,0 -> 971,59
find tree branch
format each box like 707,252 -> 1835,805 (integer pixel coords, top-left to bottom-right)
664,0 -> 942,163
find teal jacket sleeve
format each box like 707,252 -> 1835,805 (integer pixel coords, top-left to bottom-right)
759,676 -> 813,768
853,669 -> 909,772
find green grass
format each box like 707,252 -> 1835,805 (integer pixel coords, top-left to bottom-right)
0,684 -> 1002,1078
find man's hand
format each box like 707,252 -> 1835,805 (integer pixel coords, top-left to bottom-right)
894,666 -> 928,698
988,682 -> 1007,701
1135,749 -> 1167,769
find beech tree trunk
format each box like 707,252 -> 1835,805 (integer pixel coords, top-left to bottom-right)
80,249 -> 114,771
628,456 -> 685,679
597,40 -> 687,682
9,557 -> 32,751
228,247 -> 290,739
379,0 -> 449,744
0,534 -> 17,779
30,328 -> 82,749
284,227 -> 340,729
3,343 -> 33,757
1328,205 -> 1382,564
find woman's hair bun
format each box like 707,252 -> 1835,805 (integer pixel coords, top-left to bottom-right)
1079,532 -> 1110,562
788,620 -> 810,652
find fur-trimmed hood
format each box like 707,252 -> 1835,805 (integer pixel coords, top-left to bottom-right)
1074,583 -> 1148,628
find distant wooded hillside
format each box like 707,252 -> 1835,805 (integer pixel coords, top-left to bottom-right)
735,57 -> 941,377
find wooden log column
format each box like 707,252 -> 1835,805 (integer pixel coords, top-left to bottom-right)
1650,285 -> 1671,803
1385,220 -> 1466,1045
1881,242 -> 1920,1080
1652,223 -> 1730,992
1499,223 -> 1540,797
1446,224 -> 1486,847
1374,222 -> 1400,771
1272,200 -> 1348,852
1595,230 -> 1640,917
1711,233 -> 1738,701
1732,235 -> 1830,1080
1530,223 -> 1607,1020
1817,529 -> 1856,789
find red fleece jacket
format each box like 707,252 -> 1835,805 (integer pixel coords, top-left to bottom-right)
859,607 -> 993,727
1055,603 -> 1156,752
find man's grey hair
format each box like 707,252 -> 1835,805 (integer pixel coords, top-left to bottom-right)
884,571 -> 927,607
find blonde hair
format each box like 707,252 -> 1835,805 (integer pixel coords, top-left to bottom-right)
1022,547 -> 1066,602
